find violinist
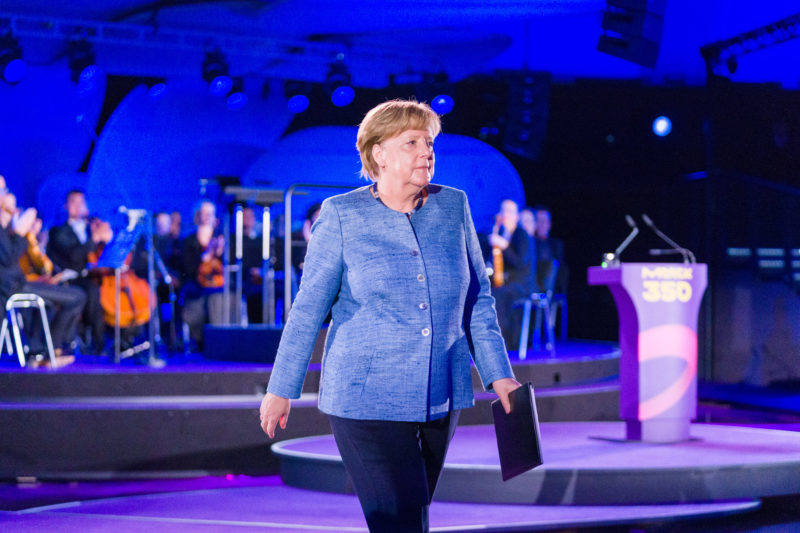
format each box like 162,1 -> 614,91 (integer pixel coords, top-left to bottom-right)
486,199 -> 538,349
181,200 -> 227,350
47,189 -> 113,355
0,189 -> 85,366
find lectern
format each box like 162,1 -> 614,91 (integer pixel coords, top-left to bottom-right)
588,263 -> 707,442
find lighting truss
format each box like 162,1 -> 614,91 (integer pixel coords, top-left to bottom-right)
701,11 -> 800,77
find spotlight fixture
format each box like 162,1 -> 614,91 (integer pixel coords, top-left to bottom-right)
325,59 -> 354,107
68,38 -> 96,84
652,116 -> 672,137
142,77 -> 168,99
431,94 -> 454,115
0,31 -> 25,84
202,49 -> 232,96
415,72 -> 452,113
226,77 -> 248,110
284,80 -> 311,113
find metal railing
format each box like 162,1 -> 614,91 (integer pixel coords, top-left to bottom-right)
283,183 -> 360,322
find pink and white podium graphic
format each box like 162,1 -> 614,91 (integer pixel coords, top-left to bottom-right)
589,263 -> 708,443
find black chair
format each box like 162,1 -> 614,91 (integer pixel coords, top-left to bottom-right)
515,259 -> 559,358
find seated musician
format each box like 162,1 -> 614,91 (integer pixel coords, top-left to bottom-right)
46,189 -> 113,355
485,199 -> 538,349
181,200 -> 227,351
153,212 -> 182,348
0,191 -> 85,366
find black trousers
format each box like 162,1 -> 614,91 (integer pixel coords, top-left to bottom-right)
21,282 -> 86,349
328,411 -> 460,533
70,277 -> 106,352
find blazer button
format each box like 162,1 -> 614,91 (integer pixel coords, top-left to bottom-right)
411,250 -> 419,256
419,302 -> 428,310
417,274 -> 425,282
421,328 -> 430,336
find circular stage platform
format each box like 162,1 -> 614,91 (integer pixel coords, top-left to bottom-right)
273,422 -> 800,505
3,484 -> 759,533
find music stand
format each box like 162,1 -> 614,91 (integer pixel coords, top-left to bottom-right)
96,223 -> 143,363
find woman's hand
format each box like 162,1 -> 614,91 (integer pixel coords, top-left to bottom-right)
260,392 -> 291,439
491,377 -> 522,415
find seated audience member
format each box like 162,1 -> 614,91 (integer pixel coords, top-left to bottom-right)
520,207 -> 537,239
180,200 -> 227,350
534,205 -> 567,293
487,199 -> 538,349
46,189 -> 111,354
169,210 -> 182,240
0,192 -> 85,366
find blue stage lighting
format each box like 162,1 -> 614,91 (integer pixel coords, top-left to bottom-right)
288,94 -> 309,113
148,82 -> 167,98
652,116 -> 672,136
431,94 -> 454,114
77,79 -> 94,95
1,32 -> 25,84
68,39 -> 96,84
227,78 -> 248,109
209,75 -> 232,96
325,59 -> 354,107
3,57 -> 25,83
331,85 -> 354,107
203,50 -> 233,96
227,91 -> 248,109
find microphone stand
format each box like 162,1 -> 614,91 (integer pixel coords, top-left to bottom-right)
642,214 -> 696,264
603,215 -> 639,267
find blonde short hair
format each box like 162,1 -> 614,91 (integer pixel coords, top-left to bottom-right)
356,99 -> 441,180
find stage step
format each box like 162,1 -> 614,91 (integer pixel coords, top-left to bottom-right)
0,380 -> 618,478
0,340 -> 620,478
0,339 -> 618,397
274,422 -> 800,505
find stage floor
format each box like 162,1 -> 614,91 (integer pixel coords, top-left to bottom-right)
0,478 -> 760,533
274,422 -> 800,505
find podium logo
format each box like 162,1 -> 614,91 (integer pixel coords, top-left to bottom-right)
641,267 -> 693,280
642,281 -> 692,303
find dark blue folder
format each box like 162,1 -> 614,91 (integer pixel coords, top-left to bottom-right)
492,382 -> 544,481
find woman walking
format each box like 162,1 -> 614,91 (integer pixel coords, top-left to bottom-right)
261,99 -> 519,532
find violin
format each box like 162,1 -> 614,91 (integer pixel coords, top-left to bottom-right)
196,230 -> 225,289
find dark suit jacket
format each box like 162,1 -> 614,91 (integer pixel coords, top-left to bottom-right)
535,236 -> 566,292
0,227 -> 28,302
46,223 -> 98,273
503,226 -> 538,292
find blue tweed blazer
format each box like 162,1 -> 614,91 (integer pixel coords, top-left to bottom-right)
267,183 -> 514,421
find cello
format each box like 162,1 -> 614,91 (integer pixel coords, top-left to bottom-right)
88,219 -> 153,328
